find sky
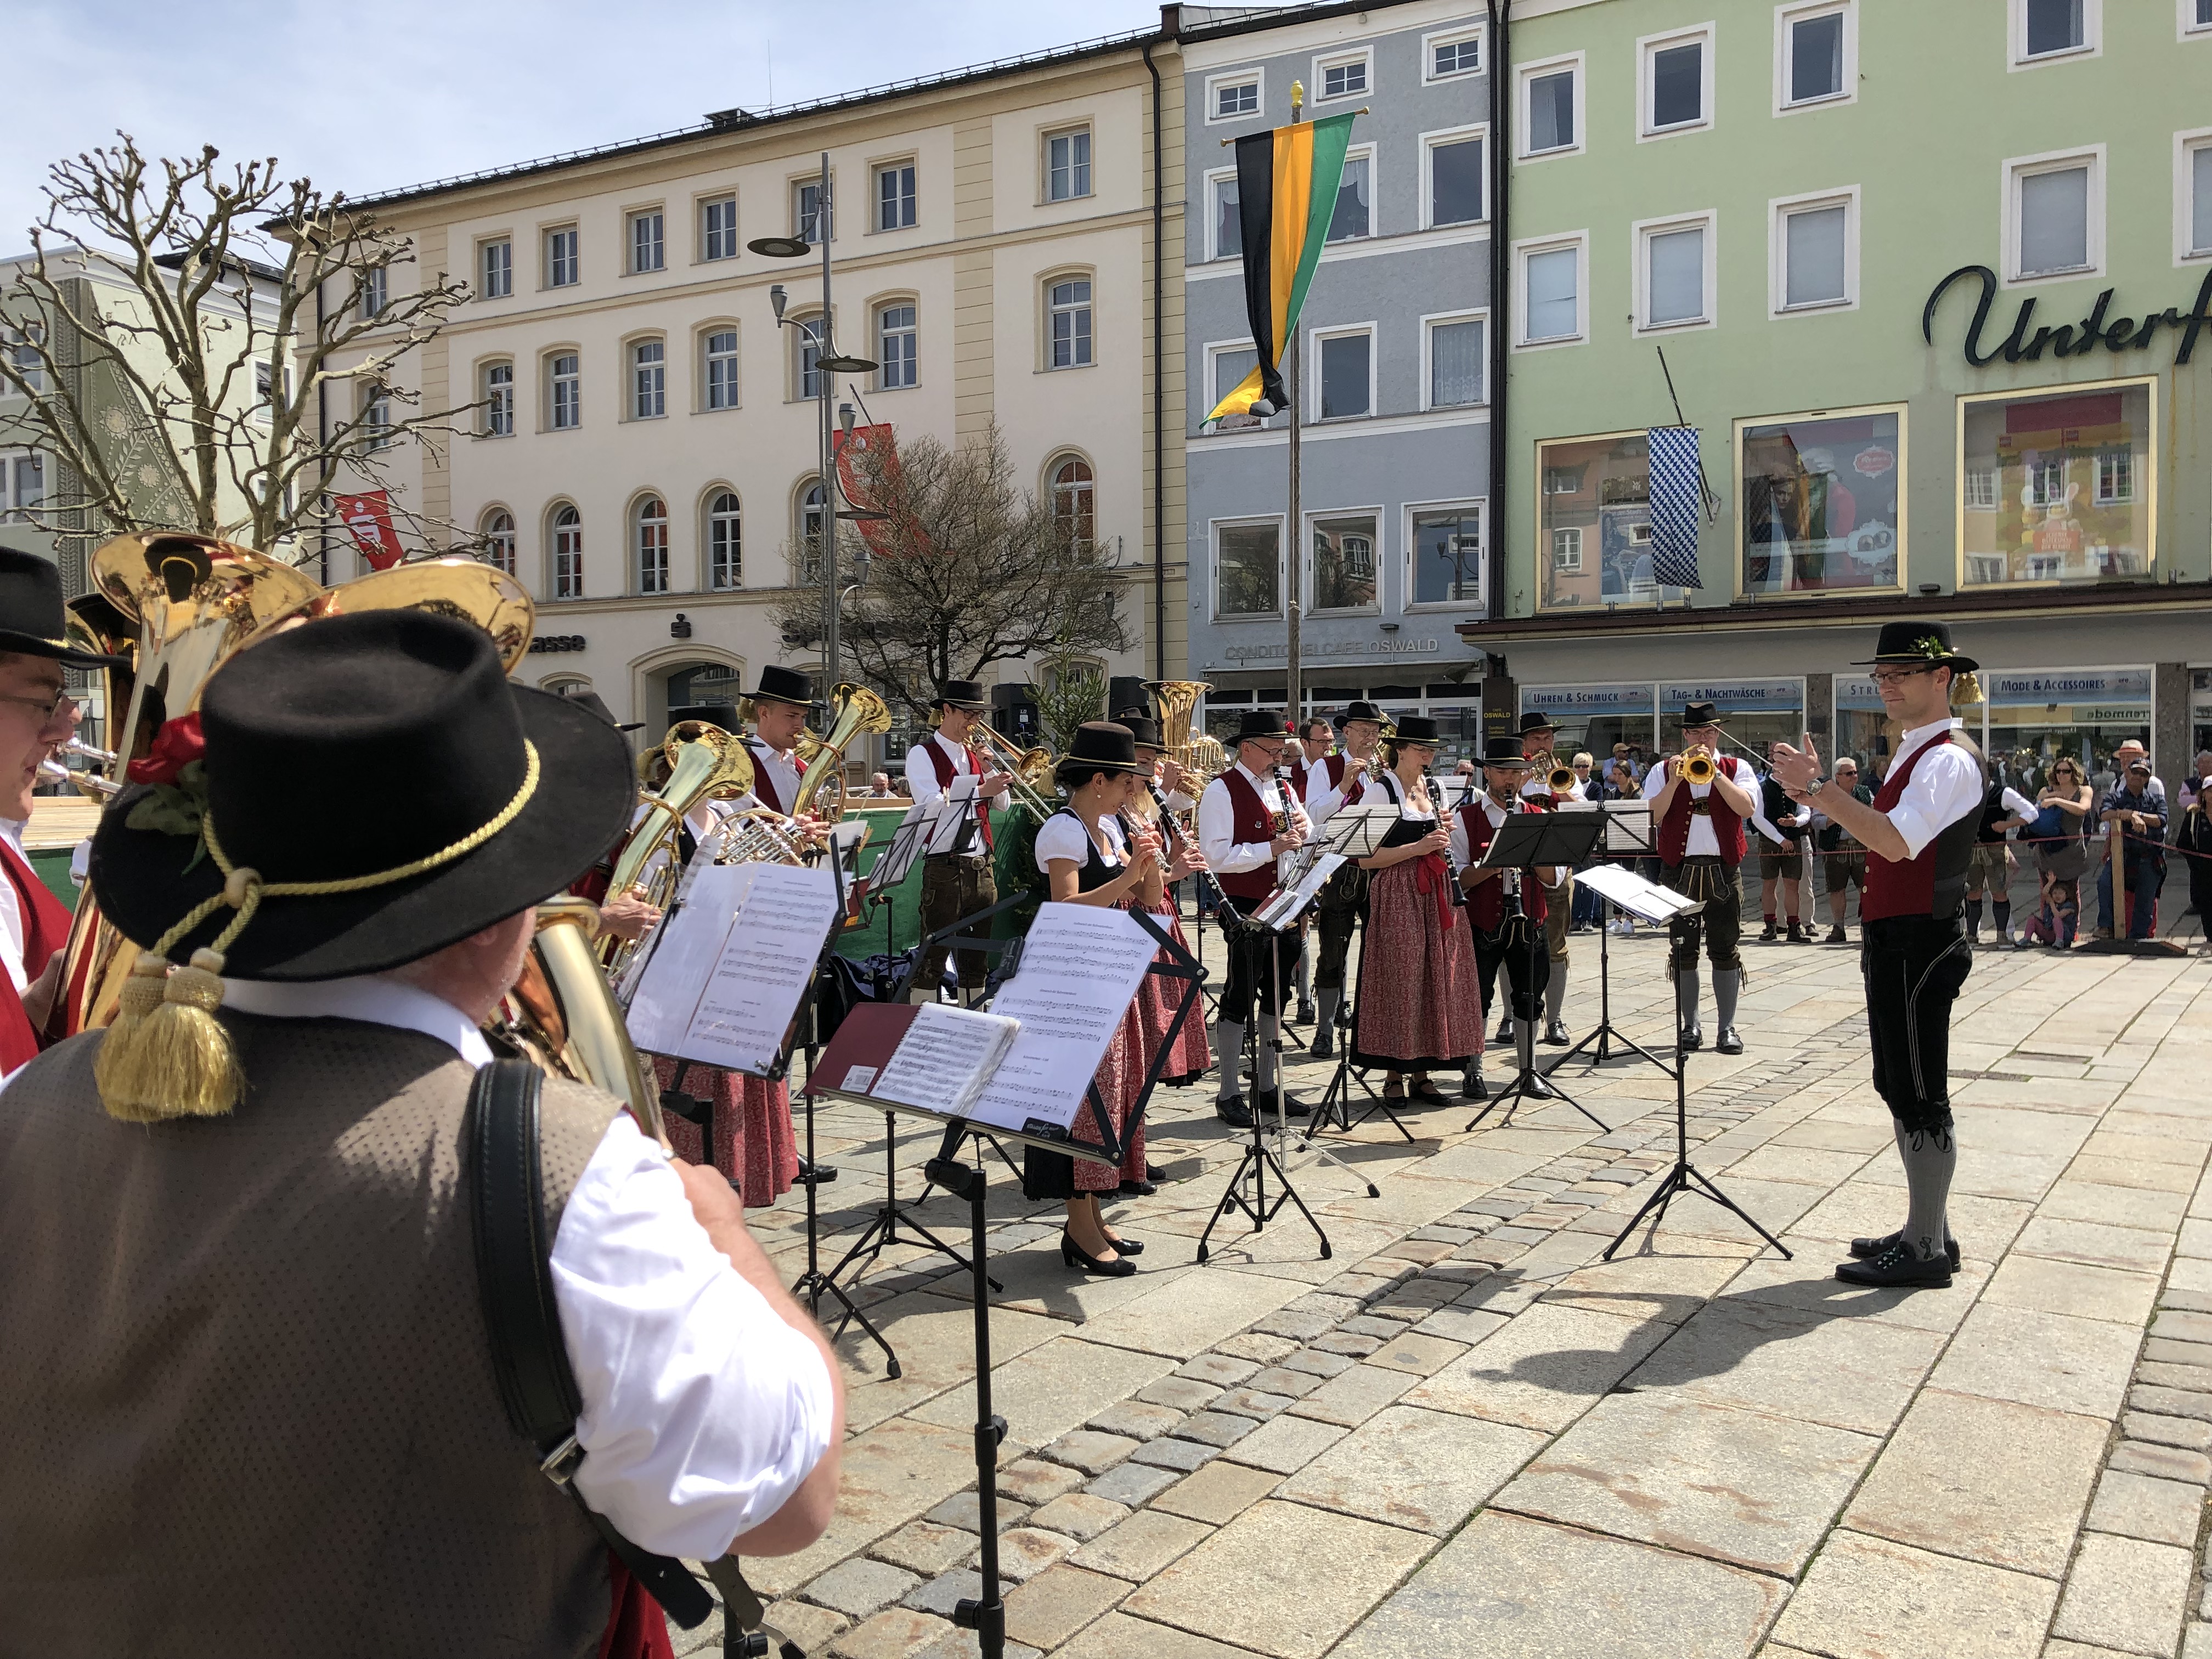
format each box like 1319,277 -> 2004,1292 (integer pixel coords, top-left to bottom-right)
4,0 -> 1169,251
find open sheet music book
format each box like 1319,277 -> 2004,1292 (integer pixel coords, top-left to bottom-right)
860,1002 -> 1022,1118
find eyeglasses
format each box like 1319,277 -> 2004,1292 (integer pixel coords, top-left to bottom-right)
1868,667 -> 1936,686
1573,761 -> 1591,770
0,691 -> 77,723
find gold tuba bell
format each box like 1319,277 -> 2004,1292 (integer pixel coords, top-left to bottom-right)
1146,679 -> 1226,787
599,719 -> 756,971
793,683 -> 894,824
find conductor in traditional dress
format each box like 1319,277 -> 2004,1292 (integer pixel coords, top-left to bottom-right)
1197,709 -> 1310,1127
904,680 -> 1010,1006
1644,700 -> 1759,1054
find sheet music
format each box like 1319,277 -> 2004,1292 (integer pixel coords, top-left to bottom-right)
967,903 -> 1156,1137
1576,860 -> 1700,923
627,862 -> 843,1075
1324,803 -> 1400,861
868,800 -> 935,893
871,1002 -> 1020,1118
923,774 -> 981,856
1254,851 -> 1347,931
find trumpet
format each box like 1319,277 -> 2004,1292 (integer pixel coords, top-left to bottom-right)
1681,744 -> 1718,786
38,759 -> 120,798
1369,715 -> 1402,781
1524,748 -> 1578,794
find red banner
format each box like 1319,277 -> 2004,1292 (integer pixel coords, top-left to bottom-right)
334,490 -> 404,571
832,424 -> 921,557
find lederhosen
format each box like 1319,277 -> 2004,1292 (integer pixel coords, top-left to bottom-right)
1967,781 -> 2011,896
1211,769 -> 1303,1026
1657,764 -> 1747,973
1312,753 -> 1372,994
1460,793 -> 1551,1025
917,736 -> 998,992
1861,731 -> 1983,1136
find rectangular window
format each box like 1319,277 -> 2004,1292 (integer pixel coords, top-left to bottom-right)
1780,199 -> 1850,309
1427,134 -> 1484,228
876,162 -> 916,231
1326,154 -> 1371,242
1522,242 -> 1582,342
480,240 -> 512,299
1961,380 -> 2154,584
1409,506 -> 1485,608
1212,345 -> 1259,414
1214,521 -> 1281,618
632,340 -> 665,419
1739,407 -> 1903,596
704,330 -> 739,410
629,211 -> 664,273
702,196 -> 738,261
1965,468 -> 1998,510
2025,0 -> 2084,57
2197,0 -> 2212,30
1646,36 -> 1707,133
1525,65 -> 1578,155
360,266 -> 386,320
5,325 -> 43,392
484,362 -> 515,436
1046,129 -> 1092,202
546,227 -> 579,287
1211,173 -> 1242,260
1786,9 -> 1846,103
2191,142 -> 2212,255
362,388 -> 392,449
795,180 -> 831,242
2015,158 -> 2094,278
1317,331 -> 1371,420
1213,77 -> 1259,119
1430,31 -> 1481,78
1642,220 -> 1709,328
1,453 -> 44,522
1538,432 -> 1656,608
879,304 -> 917,388
798,319 -> 824,399
550,353 -> 580,429
1310,513 -> 1379,612
1428,317 -> 1485,408
1048,279 -> 1092,370
1318,53 -> 1368,100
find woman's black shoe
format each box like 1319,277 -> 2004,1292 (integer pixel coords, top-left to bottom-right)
1119,1178 -> 1158,1197
1062,1231 -> 1137,1276
1102,1235 -> 1144,1256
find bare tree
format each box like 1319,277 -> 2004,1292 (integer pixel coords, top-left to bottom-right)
774,427 -> 1131,724
0,136 -> 473,559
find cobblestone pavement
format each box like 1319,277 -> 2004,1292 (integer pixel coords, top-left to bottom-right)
703,918 -> 2212,1659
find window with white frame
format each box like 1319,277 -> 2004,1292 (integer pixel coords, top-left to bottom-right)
1775,191 -> 1854,311
361,385 -> 392,449
1045,128 -> 1092,202
1427,315 -> 1485,407
1428,27 -> 1482,80
2013,0 -> 2096,63
2009,150 -> 2100,280
5,325 -> 44,392
0,451 -> 43,522
545,226 -> 579,287
1638,215 -> 1714,329
1316,49 -> 1369,101
1310,512 -> 1378,611
1047,278 -> 1092,369
1409,505 -> 1485,605
1640,28 -> 1713,137
1214,520 -> 1281,618
1049,456 -> 1094,550
702,196 -> 738,261
794,179 -> 831,243
629,210 -> 665,274
1316,328 -> 1372,420
875,161 -> 916,231
551,505 -> 583,598
1209,172 -> 1242,260
878,303 -> 917,388
1210,74 -> 1260,120
2096,448 -> 2135,505
798,479 -> 828,582
1519,238 -> 1584,344
1327,153 -> 1372,242
634,496 -> 669,594
704,329 -> 739,410
2191,0 -> 2212,34
632,339 -> 665,419
796,317 -> 825,399
360,266 -> 387,320
1780,3 -> 1851,107
483,361 -> 515,436
706,490 -> 741,589
1210,343 -> 1259,414
549,353 -> 580,430
480,239 -> 512,299
2185,134 -> 2212,257
481,508 -> 515,574
1521,58 -> 1580,156
1426,131 -> 1485,228
1551,527 -> 1584,572
1964,468 -> 1998,510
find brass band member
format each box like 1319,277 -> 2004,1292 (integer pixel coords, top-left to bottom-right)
904,679 -> 1010,1006
1303,699 -> 1385,1059
1516,711 -> 1575,1048
1197,709 -> 1310,1127
1285,715 -> 1334,1022
1120,713 -> 1215,1104
1348,716 -> 1479,1103
1453,737 -> 1564,1099
1645,699 -> 1758,1054
0,612 -> 841,1655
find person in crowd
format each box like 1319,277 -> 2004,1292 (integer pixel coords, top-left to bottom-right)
1598,759 -> 1644,936
1963,772 -> 2041,946
1453,736 -> 1558,1098
2174,774 -> 2212,937
2176,752 -> 2212,815
1304,701 -> 1385,1060
1754,746 -> 1813,944
1812,756 -> 1876,944
1454,757 -> 1477,783
1645,702 -> 1758,1054
904,680 -> 1011,1006
0,611 -> 843,1656
1566,752 -> 1605,932
2098,757 -> 2168,940
866,771 -> 899,798
1516,713 -> 1575,1047
1347,716 -> 1477,1105
2025,755 -> 2096,948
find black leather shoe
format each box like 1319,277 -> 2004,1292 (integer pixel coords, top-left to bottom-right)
1680,1028 -> 1704,1052
1146,1163 -> 1166,1181
1544,1019 -> 1570,1046
1835,1240 -> 1953,1288
1849,1231 -> 1961,1271
1274,1092 -> 1312,1118
1296,998 -> 1316,1025
794,1158 -> 839,1188
1462,1065 -> 1488,1100
1062,1231 -> 1137,1277
1826,926 -> 1848,944
1496,1016 -> 1516,1044
1118,1178 -> 1158,1197
1215,1096 -> 1255,1129
1759,920 -> 1779,941
1310,1028 -> 1334,1059
1102,1235 -> 1144,1256
1715,1026 -> 1744,1055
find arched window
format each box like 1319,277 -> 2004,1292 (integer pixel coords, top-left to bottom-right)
481,507 -> 516,574
1050,455 -> 1094,551
703,328 -> 739,410
799,479 -> 827,582
631,339 -> 665,419
878,303 -> 917,389
633,496 -> 669,594
1046,276 -> 1092,369
483,362 -> 514,437
551,504 -> 583,599
707,490 -> 741,590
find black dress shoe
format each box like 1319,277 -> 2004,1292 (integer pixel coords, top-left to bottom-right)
1274,1092 -> 1312,1118
1296,998 -> 1316,1025
1215,1095 -> 1255,1128
1146,1163 -> 1166,1181
1835,1240 -> 1953,1288
794,1158 -> 838,1187
1849,1231 -> 1961,1271
1310,1028 -> 1334,1059
1679,1028 -> 1704,1052
1118,1178 -> 1158,1197
1544,1019 -> 1570,1046
1062,1231 -> 1137,1277
1102,1235 -> 1144,1256
1496,1016 -> 1516,1044
1462,1065 -> 1488,1100
1715,1026 -> 1744,1055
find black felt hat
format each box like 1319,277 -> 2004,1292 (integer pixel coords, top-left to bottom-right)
1054,720 -> 1142,780
0,544 -> 128,668
1852,620 -> 1979,674
1339,700 -> 1384,725
90,610 -> 634,981
571,691 -> 644,733
748,665 -> 814,710
1233,709 -> 1288,743
1113,710 -> 1163,749
1679,701 -> 1727,729
1482,736 -> 1532,765
1519,711 -> 1558,736
935,679 -> 988,712
667,701 -> 739,730
1389,715 -> 1442,746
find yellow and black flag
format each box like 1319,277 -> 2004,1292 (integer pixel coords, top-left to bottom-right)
1206,112 -> 1357,425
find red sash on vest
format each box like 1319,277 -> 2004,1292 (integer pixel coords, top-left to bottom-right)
925,738 -> 994,853
747,741 -> 786,815
1457,798 -> 1548,932
1656,763 -> 1748,867
1863,731 -> 1952,922
1215,769 -> 1281,903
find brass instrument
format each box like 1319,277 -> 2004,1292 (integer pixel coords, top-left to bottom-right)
1522,748 -> 1577,794
792,683 -> 893,824
968,716 -> 1056,821
1681,744 -> 1718,786
600,719 -> 756,974
1368,714 -> 1402,781
1146,679 -> 1226,787
244,557 -> 534,673
493,899 -> 669,1149
703,808 -> 814,867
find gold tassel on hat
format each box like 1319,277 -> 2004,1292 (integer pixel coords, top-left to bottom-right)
1950,670 -> 1984,708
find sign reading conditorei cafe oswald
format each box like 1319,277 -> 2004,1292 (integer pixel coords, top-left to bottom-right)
1923,265 -> 2212,368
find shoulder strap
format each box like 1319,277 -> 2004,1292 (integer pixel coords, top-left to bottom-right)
466,1059 -> 716,1633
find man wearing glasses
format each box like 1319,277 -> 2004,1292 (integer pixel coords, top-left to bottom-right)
1771,622 -> 1984,1290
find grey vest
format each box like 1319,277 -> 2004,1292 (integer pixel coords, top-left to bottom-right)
0,1013 -> 622,1658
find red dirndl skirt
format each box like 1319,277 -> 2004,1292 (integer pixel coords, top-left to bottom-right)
652,1054 -> 799,1209
1351,857 -> 1480,1072
1135,901 -> 1211,1087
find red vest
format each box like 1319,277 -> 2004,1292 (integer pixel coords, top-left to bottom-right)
1863,731 -> 1978,922
923,737 -> 994,853
1324,753 -> 1368,810
1657,762 -> 1747,867
0,838 -> 70,1067
1215,768 -> 1283,902
1457,798 -> 1549,932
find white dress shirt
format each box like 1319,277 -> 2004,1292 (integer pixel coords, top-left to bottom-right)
217,972 -> 836,1561
1643,754 -> 1758,859
1881,718 -> 1987,860
1305,754 -> 1370,827
1198,761 -> 1304,878
0,819 -> 29,992
1034,810 -> 1125,873
904,733 -> 991,855
738,739 -> 806,817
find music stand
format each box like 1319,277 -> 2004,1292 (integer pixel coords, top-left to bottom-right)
1299,805 -> 1412,1144
1464,811 -> 1610,1135
1546,851 -> 1683,1081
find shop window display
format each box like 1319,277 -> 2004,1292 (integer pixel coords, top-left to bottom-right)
1740,409 -> 1902,595
1960,382 -> 2153,586
1538,431 -> 1668,608
1660,680 -> 1804,763
1520,684 -> 1657,771
1983,669 -> 2151,801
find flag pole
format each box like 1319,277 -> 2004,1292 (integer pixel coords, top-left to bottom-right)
1285,81 -> 1305,733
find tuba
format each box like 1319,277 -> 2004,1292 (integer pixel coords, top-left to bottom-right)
792,683 -> 893,825
599,718 -> 756,971
491,899 -> 669,1150
1147,679 -> 1226,787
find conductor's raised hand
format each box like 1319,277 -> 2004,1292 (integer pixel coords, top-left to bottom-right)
1769,737 -> 1823,799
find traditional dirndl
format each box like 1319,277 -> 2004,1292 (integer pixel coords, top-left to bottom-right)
1350,855 -> 1481,1072
1135,900 -> 1211,1087
1023,995 -> 1147,1199
652,1055 -> 799,1208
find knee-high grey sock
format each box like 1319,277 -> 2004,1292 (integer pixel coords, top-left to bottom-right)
1900,1125 -> 1957,1262
1258,1017 -> 1282,1093
1214,1021 -> 1246,1099
1677,968 -> 1702,1034
1317,986 -> 1342,1033
1545,964 -> 1567,1024
1714,967 -> 1742,1031
1295,954 -> 1312,1002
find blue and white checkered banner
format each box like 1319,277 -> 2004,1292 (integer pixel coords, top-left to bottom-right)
1646,425 -> 1703,590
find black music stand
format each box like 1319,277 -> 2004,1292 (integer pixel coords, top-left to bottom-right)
1299,808 -> 1411,1144
1464,811 -> 1610,1135
1547,812 -> 1678,1081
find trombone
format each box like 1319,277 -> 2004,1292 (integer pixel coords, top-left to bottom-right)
969,716 -> 1056,821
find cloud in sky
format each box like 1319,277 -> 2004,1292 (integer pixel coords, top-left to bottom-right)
3,0 -> 1165,250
